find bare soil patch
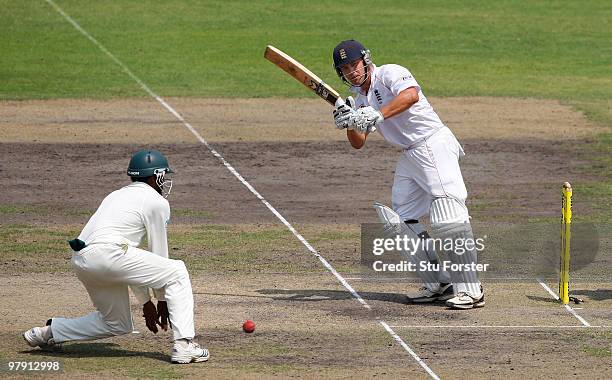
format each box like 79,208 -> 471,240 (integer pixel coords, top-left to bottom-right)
1,97 -> 605,224
0,138 -> 602,225
0,97 -> 604,143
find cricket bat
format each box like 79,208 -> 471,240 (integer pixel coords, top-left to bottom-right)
264,45 -> 343,107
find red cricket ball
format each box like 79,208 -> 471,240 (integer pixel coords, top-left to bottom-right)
242,320 -> 256,333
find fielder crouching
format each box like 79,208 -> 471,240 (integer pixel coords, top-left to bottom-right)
332,40 -> 484,309
23,150 -> 209,364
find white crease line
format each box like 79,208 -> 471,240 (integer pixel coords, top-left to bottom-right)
537,278 -> 591,327
44,1 -> 439,378
380,321 -> 440,380
345,277 -> 549,281
562,305 -> 592,327
389,325 -> 609,329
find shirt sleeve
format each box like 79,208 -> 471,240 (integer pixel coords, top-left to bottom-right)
142,197 -> 170,259
381,64 -> 420,96
142,196 -> 171,301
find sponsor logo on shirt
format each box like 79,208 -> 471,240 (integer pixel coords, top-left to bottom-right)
374,89 -> 383,104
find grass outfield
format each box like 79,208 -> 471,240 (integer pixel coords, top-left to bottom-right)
0,1 -> 610,119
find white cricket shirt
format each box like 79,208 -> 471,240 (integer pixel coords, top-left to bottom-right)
78,182 -> 170,258
352,64 -> 446,149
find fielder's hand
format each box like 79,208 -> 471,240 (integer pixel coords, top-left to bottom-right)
353,106 -> 383,134
333,96 -> 357,130
143,300 -> 160,334
157,300 -> 170,331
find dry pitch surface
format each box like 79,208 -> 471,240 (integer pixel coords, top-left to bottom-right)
1,98 -> 610,379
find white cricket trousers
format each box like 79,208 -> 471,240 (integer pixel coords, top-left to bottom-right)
392,127 -> 482,296
51,243 -> 195,343
392,127 -> 468,221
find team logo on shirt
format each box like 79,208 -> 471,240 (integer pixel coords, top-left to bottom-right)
374,89 -> 383,104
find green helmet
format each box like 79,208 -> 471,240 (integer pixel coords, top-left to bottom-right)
127,150 -> 174,198
127,150 -> 174,178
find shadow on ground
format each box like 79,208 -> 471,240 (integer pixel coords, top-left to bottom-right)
255,288 -> 451,307
20,342 -> 170,362
571,288 -> 612,301
525,295 -> 561,304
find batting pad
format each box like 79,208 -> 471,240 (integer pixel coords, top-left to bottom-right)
429,197 -> 482,297
373,202 -> 445,291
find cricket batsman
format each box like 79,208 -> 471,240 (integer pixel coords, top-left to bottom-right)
23,150 -> 210,363
332,40 -> 484,309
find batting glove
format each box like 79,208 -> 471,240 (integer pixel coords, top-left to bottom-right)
353,106 -> 383,134
332,96 -> 357,130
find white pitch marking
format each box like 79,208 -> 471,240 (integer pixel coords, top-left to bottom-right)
380,321 -> 440,380
562,305 -> 592,327
389,325 -> 609,329
537,278 -> 591,327
344,277 -> 545,281
44,1 -> 439,378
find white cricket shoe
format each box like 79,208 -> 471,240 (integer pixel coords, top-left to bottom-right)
406,283 -> 453,303
23,327 -> 56,348
445,291 -> 485,310
171,341 -> 210,364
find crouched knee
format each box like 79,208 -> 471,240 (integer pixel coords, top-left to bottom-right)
172,259 -> 189,279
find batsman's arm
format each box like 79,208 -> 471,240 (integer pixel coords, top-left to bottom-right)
380,87 -> 419,119
347,129 -> 367,149
347,87 -> 418,149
